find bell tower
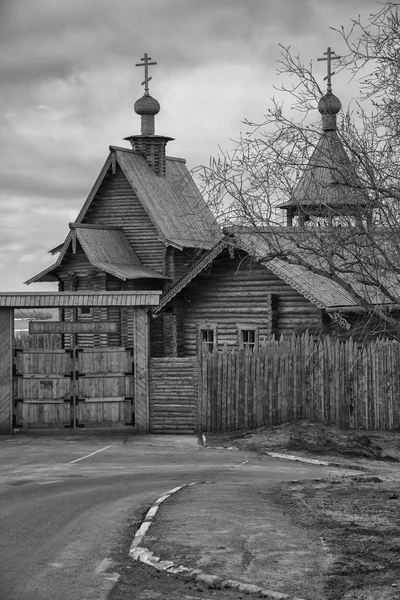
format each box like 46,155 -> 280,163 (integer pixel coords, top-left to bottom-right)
124,53 -> 173,177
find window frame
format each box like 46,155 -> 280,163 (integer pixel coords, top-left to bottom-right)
237,325 -> 259,350
198,323 -> 218,353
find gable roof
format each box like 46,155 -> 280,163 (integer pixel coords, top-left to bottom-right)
279,130 -> 369,212
72,146 -> 221,251
26,224 -> 166,284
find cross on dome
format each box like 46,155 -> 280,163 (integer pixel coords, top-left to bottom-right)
135,53 -> 157,95
317,47 -> 341,93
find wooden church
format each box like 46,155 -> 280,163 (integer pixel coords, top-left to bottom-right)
20,50 -> 393,433
27,54 -> 221,351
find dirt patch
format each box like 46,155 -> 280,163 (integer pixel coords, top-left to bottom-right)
272,476 -> 400,600
204,420 -> 400,465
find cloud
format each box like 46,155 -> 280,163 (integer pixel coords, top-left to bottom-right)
0,0 -> 382,291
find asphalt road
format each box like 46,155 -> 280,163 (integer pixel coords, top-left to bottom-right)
0,432 -> 346,600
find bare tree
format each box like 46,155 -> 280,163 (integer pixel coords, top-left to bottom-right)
196,1 -> 400,338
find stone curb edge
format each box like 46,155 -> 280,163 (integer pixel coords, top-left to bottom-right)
129,483 -> 306,600
201,433 -> 370,472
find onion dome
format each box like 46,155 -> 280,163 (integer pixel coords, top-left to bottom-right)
318,91 -> 341,115
134,93 -> 160,116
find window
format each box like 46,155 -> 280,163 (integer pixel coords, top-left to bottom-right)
241,329 -> 256,349
201,329 -> 215,353
237,325 -> 259,349
79,307 -> 93,317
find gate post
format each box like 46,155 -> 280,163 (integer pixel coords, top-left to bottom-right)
0,308 -> 14,434
133,307 -> 150,434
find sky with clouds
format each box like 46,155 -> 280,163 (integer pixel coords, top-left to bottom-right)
0,0 -> 380,292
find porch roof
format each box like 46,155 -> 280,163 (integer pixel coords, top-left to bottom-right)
0,291 -> 162,308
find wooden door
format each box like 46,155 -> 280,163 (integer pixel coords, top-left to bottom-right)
76,348 -> 134,427
14,349 -> 73,428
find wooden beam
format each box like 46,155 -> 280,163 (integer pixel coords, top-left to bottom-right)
29,321 -> 118,334
0,308 -> 13,435
0,292 -> 162,308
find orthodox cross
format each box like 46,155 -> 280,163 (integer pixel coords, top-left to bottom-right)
135,53 -> 157,94
317,47 -> 341,92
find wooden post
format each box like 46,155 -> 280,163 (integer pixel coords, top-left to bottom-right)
0,308 -> 14,434
133,307 -> 150,433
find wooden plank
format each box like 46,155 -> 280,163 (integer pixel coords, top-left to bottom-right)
19,400 -> 71,404
78,397 -> 127,403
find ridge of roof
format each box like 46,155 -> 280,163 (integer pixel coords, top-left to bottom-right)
165,155 -> 186,163
109,145 -> 187,163
109,145 -> 186,164
109,145 -> 140,155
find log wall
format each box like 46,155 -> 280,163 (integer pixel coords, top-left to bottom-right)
149,357 -> 198,433
83,165 -> 166,273
172,250 -> 322,356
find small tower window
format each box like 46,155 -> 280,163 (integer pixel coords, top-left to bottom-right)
79,307 -> 93,317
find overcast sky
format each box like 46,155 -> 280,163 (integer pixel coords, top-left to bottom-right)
0,0 -> 380,292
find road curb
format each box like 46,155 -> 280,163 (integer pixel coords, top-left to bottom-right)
201,433 -> 370,472
129,482 -> 307,600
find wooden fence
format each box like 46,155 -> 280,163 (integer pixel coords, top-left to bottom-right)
198,334 -> 400,432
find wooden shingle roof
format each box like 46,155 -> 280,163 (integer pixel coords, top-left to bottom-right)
26,224 -> 166,284
279,130 -> 369,212
237,231 -> 400,309
114,148 -> 221,249
237,232 -> 357,310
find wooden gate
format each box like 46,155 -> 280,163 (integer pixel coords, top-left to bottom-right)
14,347 -> 134,429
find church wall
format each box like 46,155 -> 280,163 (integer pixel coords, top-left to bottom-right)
82,165 -> 166,274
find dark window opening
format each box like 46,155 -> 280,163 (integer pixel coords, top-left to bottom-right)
79,307 -> 92,316
241,329 -> 256,349
201,329 -> 215,352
